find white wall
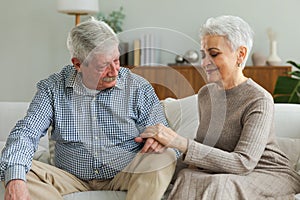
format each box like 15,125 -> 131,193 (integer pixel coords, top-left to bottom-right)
1,0 -> 300,101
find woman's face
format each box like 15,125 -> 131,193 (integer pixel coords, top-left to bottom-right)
201,35 -> 240,84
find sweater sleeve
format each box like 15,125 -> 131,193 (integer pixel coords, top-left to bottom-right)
183,98 -> 274,174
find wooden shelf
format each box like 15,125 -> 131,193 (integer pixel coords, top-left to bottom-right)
243,66 -> 291,95
128,65 -> 291,100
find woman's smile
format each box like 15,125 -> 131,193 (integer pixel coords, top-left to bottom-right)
205,67 -> 219,75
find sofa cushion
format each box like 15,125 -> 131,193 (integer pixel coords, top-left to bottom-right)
63,191 -> 126,200
0,102 -> 50,164
0,102 -> 49,150
161,95 -> 199,139
0,141 -> 50,164
277,137 -> 300,172
274,104 -> 300,139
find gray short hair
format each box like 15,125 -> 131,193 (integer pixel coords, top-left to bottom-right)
67,17 -> 119,64
199,15 -> 254,68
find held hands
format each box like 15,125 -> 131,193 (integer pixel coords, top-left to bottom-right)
134,137 -> 167,153
5,179 -> 30,200
135,124 -> 188,153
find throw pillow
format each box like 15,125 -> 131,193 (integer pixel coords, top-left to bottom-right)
161,94 -> 199,139
276,137 -> 300,171
0,140 -> 50,164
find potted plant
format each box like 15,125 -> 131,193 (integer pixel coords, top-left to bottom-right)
96,7 -> 125,33
95,7 -> 128,66
273,60 -> 300,103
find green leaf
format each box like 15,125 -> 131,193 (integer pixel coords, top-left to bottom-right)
288,81 -> 300,103
287,60 -> 300,70
274,60 -> 300,103
290,71 -> 300,78
273,76 -> 300,103
274,95 -> 291,103
274,76 -> 298,94
95,6 -> 125,33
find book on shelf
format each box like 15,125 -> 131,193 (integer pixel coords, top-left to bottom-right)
119,42 -> 129,66
140,35 -> 145,66
133,39 -> 140,66
139,33 -> 156,66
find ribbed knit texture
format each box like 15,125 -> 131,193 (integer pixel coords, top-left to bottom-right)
168,79 -> 300,200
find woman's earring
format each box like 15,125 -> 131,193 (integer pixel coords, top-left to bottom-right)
238,63 -> 242,67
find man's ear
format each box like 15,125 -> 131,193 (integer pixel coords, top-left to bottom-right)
71,58 -> 81,72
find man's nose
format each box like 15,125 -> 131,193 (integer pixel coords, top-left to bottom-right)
107,62 -> 118,75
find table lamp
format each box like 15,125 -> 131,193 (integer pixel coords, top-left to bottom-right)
57,0 -> 99,25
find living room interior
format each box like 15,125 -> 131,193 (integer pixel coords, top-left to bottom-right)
1,1 -> 300,199
1,0 -> 300,102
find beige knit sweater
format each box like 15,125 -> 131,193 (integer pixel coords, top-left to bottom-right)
168,79 -> 300,200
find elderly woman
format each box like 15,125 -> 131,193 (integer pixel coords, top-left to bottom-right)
138,15 -> 300,199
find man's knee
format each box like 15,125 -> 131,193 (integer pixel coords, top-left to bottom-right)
123,148 -> 177,174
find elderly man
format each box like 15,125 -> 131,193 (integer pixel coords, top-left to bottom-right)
0,18 -> 177,200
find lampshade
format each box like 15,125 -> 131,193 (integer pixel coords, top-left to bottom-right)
57,0 -> 99,14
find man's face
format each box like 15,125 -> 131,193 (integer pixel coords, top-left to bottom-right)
75,46 -> 120,90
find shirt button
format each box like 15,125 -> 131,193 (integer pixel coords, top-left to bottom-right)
93,116 -> 97,121
94,136 -> 98,140
94,169 -> 99,174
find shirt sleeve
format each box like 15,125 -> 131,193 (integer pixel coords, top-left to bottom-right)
135,83 -> 168,128
135,82 -> 181,158
0,81 -> 53,184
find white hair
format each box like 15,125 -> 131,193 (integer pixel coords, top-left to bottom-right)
200,15 -> 254,68
67,17 -> 119,64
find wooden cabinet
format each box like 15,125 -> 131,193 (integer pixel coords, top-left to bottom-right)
129,65 -> 291,100
243,66 -> 291,95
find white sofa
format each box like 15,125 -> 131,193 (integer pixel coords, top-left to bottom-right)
0,95 -> 300,199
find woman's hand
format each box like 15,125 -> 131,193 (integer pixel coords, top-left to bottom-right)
134,137 -> 167,153
5,179 -> 30,200
139,124 -> 188,153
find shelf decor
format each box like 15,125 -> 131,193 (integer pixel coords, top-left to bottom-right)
274,60 -> 300,103
266,28 -> 282,66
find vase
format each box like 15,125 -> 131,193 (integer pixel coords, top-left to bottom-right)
266,41 -> 282,66
251,52 -> 267,66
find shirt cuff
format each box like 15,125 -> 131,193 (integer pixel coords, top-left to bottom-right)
4,165 -> 27,186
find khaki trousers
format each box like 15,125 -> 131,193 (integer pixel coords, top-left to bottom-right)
13,149 -> 176,200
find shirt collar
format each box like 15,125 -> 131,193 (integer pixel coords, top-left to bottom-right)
66,65 -> 77,88
73,73 -> 100,96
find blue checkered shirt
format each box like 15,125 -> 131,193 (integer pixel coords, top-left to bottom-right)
0,65 -> 172,183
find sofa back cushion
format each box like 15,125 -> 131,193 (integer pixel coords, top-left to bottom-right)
0,102 -> 49,162
161,95 -> 199,139
274,103 -> 300,139
0,102 -> 29,141
274,104 -> 300,172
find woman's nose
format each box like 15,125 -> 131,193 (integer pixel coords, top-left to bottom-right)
201,57 -> 212,67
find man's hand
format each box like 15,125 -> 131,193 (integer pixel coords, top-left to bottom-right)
5,179 -> 30,200
134,137 -> 166,153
